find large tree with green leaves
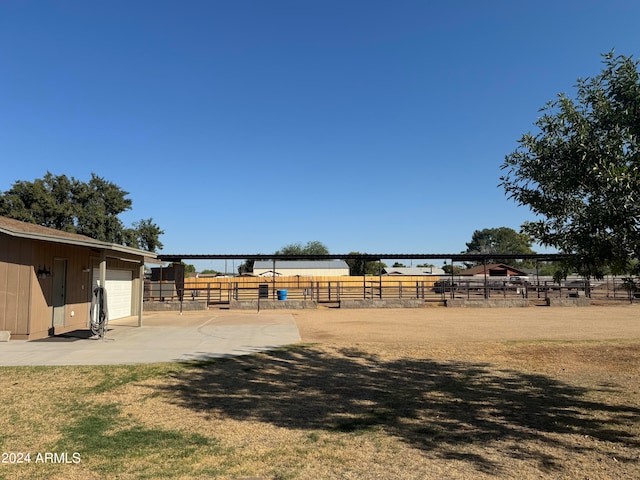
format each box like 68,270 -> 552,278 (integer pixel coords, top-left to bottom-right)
237,241 -> 330,274
0,172 -> 164,252
500,52 -> 640,277
464,227 -> 536,267
344,252 -> 387,276
274,241 -> 329,256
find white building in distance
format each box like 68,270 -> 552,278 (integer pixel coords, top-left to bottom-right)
252,260 -> 350,277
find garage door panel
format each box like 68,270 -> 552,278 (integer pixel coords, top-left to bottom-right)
92,269 -> 132,320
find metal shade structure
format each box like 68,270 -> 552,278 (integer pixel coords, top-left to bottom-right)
158,253 -> 570,262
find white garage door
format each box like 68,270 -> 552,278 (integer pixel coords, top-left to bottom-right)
93,269 -> 133,320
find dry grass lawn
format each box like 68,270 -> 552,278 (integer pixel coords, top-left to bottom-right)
1,304 -> 639,479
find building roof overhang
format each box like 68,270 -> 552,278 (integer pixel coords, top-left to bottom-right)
0,216 -> 156,262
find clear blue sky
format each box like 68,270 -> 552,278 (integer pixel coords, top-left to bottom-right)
2,1 -> 639,270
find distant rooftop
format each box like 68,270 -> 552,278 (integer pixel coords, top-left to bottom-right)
253,260 -> 349,269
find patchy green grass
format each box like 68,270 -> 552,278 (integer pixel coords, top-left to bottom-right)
84,364 -> 183,394
0,364 -> 232,480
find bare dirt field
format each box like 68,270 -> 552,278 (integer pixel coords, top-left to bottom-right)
284,305 -> 640,479
294,303 -> 640,346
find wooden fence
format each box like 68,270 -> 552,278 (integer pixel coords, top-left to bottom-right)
146,275 -> 442,304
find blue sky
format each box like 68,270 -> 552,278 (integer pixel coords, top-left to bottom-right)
2,0 -> 639,270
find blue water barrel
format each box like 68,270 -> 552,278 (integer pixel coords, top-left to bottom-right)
277,289 -> 288,301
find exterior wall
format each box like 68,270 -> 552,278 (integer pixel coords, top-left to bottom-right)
462,273 -> 523,281
230,299 -> 318,310
446,299 -> 530,308
0,234 -> 32,336
26,239 -> 95,339
545,297 -> 591,307
340,299 -> 425,308
0,232 -> 144,340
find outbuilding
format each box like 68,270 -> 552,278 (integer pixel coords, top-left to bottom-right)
0,216 -> 155,340
458,263 -> 528,278
383,266 -> 445,276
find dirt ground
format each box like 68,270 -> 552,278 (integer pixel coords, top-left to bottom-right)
292,303 -> 639,349
281,304 -> 640,479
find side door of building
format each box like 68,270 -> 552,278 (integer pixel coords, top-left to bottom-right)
52,258 -> 67,331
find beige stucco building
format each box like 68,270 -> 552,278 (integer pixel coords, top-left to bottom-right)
0,216 -> 155,340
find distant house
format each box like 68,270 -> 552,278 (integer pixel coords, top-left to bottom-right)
252,260 -> 350,277
458,263 -> 528,278
383,266 -> 445,276
0,216 -> 155,340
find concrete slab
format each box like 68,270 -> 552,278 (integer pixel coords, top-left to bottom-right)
0,312 -> 301,366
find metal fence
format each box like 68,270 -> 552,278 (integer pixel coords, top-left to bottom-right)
144,276 -> 640,306
183,279 -> 435,303
432,277 -> 640,302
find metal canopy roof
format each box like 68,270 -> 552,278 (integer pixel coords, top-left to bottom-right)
157,253 -> 570,262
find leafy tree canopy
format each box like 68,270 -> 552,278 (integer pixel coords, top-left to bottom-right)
501,52 -> 640,277
238,259 -> 255,275
200,269 -> 222,275
182,263 -> 196,275
275,241 -> 329,256
0,172 -> 164,252
237,242 -> 329,274
464,227 -> 536,267
442,263 -> 465,275
344,252 -> 387,276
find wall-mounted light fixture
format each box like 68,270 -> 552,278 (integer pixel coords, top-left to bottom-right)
36,265 -> 52,279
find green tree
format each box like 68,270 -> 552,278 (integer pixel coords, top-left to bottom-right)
501,52 -> 640,278
464,227 -> 536,267
0,172 -> 164,252
344,253 -> 387,276
345,253 -> 367,276
442,263 -> 465,275
200,268 -> 222,276
237,242 -> 329,274
238,260 -> 255,275
131,218 -> 164,252
181,262 -> 196,276
0,172 -> 77,231
275,241 -> 329,256
536,261 -> 560,276
74,173 -> 133,242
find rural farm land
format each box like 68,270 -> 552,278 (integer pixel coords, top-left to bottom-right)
1,304 -> 639,479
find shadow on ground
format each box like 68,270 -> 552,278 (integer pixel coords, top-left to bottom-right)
158,346 -> 640,474
30,329 -> 96,342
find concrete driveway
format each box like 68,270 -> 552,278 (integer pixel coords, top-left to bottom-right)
0,311 -> 301,366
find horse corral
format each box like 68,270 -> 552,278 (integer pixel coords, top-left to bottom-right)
145,274 -> 640,309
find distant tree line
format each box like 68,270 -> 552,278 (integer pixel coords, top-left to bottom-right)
0,172 -> 164,252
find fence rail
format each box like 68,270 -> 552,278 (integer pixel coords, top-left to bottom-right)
144,275 -> 640,305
